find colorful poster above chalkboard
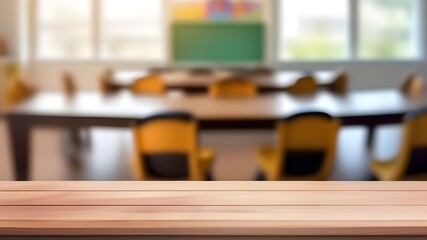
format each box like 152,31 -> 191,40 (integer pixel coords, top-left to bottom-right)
171,0 -> 263,22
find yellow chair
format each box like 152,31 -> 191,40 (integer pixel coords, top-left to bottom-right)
99,68 -> 117,94
257,112 -> 339,181
132,112 -> 214,181
4,72 -> 33,106
287,75 -> 318,95
371,108 -> 427,181
62,72 -> 77,96
371,74 -> 425,156
209,77 -> 257,98
5,63 -> 20,77
131,75 -> 165,94
401,74 -> 424,97
329,71 -> 348,94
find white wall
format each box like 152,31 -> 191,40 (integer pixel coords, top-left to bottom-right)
30,62 -> 162,90
2,0 -> 427,91
0,0 -> 19,59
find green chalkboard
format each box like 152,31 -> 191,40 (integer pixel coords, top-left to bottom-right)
172,22 -> 264,63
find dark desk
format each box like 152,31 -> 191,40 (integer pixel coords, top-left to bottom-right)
5,89 -> 427,180
113,70 -> 336,93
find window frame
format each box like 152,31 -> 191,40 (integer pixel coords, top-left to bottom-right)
275,0 -> 425,64
30,0 -> 425,65
34,0 -> 95,61
32,0 -> 168,64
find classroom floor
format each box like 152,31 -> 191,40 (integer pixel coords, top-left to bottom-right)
0,119 -> 401,181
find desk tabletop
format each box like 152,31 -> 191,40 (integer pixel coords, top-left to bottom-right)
1,181 -> 427,236
5,89 -> 427,122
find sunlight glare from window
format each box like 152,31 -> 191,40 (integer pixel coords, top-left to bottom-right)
100,0 -> 165,60
358,0 -> 419,59
279,0 -> 349,61
37,0 -> 92,59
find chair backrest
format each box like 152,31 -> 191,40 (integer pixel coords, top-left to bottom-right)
99,68 -> 115,94
5,63 -> 19,77
401,74 -> 424,97
274,112 -> 339,180
133,112 -> 200,180
329,71 -> 348,94
4,72 -> 33,106
131,75 -> 165,94
397,108 -> 427,176
405,108 -> 427,148
288,75 -> 319,95
62,72 -> 76,96
209,77 -> 257,98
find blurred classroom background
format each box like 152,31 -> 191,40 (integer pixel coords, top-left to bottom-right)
1,0 -> 427,181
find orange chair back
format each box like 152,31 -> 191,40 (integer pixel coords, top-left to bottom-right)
133,112 -> 202,180
275,112 -> 339,180
401,74 -> 424,97
62,72 -> 77,96
4,72 -> 33,106
131,75 -> 165,94
209,77 -> 257,98
288,76 -> 318,95
99,68 -> 117,94
329,71 -> 348,94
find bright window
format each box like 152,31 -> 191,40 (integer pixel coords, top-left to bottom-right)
36,0 -> 165,61
278,0 -> 420,61
278,0 -> 350,61
358,0 -> 419,60
100,0 -> 165,60
37,0 -> 93,59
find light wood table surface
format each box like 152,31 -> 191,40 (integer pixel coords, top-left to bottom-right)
0,182 -> 427,239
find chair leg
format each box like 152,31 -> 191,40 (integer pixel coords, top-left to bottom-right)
81,127 -> 92,148
369,174 -> 379,181
366,125 -> 375,149
255,171 -> 267,181
62,128 -> 87,168
205,172 -> 214,181
69,127 -> 82,148
67,127 -> 91,149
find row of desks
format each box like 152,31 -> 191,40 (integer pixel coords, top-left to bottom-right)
3,88 -> 427,180
1,182 -> 427,238
112,70 -> 337,92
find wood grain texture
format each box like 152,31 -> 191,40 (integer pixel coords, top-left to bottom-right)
0,182 -> 427,236
1,237 -> 424,240
2,181 -> 427,191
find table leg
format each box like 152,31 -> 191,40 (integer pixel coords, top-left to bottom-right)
7,116 -> 31,181
69,127 -> 83,148
366,125 -> 376,149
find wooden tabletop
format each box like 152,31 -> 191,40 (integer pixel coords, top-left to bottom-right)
6,89 -> 427,122
1,182 -> 427,237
